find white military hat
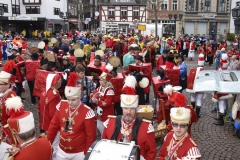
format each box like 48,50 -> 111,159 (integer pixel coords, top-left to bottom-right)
170,107 -> 191,124
64,72 -> 81,99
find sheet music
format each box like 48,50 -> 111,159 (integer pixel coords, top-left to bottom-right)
0,142 -> 12,160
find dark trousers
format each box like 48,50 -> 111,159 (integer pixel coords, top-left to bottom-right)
27,80 -> 36,104
183,49 -> 189,57
145,93 -> 149,103
15,82 -> 22,97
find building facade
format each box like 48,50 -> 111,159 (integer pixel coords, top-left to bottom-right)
0,0 -> 67,36
230,0 -> 239,34
183,0 -> 230,40
98,0 -> 146,35
147,0 -> 183,38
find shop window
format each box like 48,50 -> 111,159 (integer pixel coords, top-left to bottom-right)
133,7 -> 139,19
161,0 -> 168,10
108,7 -> 115,18
23,0 -> 41,4
121,7 -> 127,18
219,0 -> 225,12
26,6 -> 40,14
12,5 -> 20,14
0,3 -> 8,13
54,8 -> 60,15
188,0 -> 194,11
235,25 -> 240,34
204,0 -> 210,12
172,0 -> 177,10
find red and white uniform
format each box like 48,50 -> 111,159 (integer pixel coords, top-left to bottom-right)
158,132 -> 201,160
102,116 -> 156,160
186,67 -> 204,106
90,86 -> 115,122
12,136 -> 52,160
233,37 -> 238,46
0,89 -> 17,125
38,87 -> 61,131
188,41 -> 195,58
47,101 -> 96,155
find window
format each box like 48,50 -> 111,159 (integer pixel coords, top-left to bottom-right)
161,0 -> 167,10
0,3 -> 8,12
219,0 -> 225,12
133,7 -> 139,18
188,0 -> 194,11
205,0 -> 210,12
172,0 -> 177,10
235,25 -> 240,34
26,6 -> 40,14
12,5 -> 20,14
54,8 -> 60,15
121,7 -> 127,17
23,0 -> 41,4
195,0 -> 199,11
108,7 -> 115,17
237,2 -> 240,7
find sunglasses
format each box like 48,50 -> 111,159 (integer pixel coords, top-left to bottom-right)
172,122 -> 188,128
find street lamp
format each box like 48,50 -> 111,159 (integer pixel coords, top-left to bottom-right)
0,7 -> 4,16
168,13 -> 183,37
59,11 -> 71,31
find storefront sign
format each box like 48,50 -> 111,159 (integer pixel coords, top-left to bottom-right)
8,15 -> 38,21
201,14 -> 216,19
138,25 -> 146,31
110,0 -> 135,2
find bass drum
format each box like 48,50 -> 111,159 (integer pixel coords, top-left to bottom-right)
85,139 -> 140,160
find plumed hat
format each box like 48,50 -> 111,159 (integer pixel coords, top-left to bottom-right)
99,63 -> 113,81
64,72 -> 81,99
170,107 -> 191,124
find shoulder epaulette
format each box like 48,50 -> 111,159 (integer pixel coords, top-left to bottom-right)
61,100 -> 68,102
108,115 -> 116,118
3,124 -> 9,128
190,138 -> 198,146
11,94 -> 15,97
84,105 -> 91,109
53,90 -> 57,95
142,119 -> 152,123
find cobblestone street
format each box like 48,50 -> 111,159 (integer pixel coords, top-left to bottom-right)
4,41 -> 240,159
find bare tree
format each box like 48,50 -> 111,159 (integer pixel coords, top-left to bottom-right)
146,0 -> 164,37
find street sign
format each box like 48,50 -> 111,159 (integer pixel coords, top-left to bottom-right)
84,20 -> 89,24
86,18 -> 91,21
95,11 -> 99,16
138,25 -> 146,31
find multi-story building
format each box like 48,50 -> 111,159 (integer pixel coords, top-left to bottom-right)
0,0 -> 67,36
183,0 -> 230,40
230,0 -> 239,34
98,0 -> 147,35
147,0 -> 183,38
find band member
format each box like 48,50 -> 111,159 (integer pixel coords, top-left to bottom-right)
0,71 -> 16,125
102,75 -> 156,160
47,72 -> 96,159
90,63 -> 115,135
26,47 -> 40,104
6,96 -> 52,160
156,50 -> 168,70
158,107 -> 201,160
186,54 -> 205,118
188,39 -> 195,60
38,73 -> 62,133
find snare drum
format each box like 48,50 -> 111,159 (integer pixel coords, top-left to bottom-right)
85,139 -> 140,160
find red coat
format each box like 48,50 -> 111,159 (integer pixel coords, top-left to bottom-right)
90,86 -> 115,122
2,127 -> 17,146
198,46 -> 204,54
12,137 -> 52,160
186,67 -> 204,93
158,132 -> 201,160
190,42 -> 195,51
185,41 -> 189,49
102,116 -> 156,160
167,40 -> 173,46
0,90 -> 17,125
47,101 -> 96,154
38,87 -> 61,131
156,56 -> 166,70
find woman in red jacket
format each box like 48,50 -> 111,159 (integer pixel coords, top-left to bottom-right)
90,63 -> 115,135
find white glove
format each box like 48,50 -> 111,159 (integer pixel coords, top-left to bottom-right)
62,73 -> 67,80
97,106 -> 103,116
